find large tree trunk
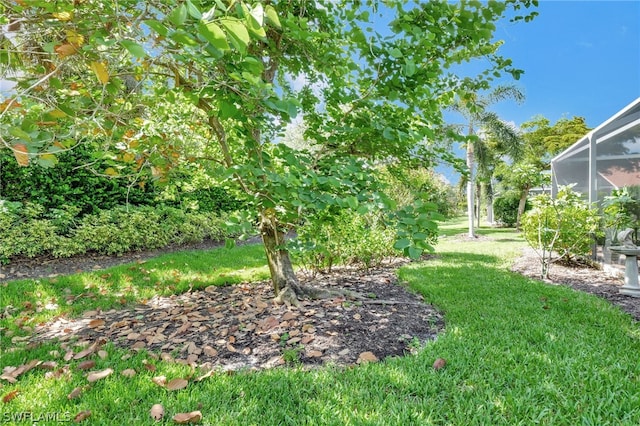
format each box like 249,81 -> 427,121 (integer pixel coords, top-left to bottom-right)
476,181 -> 482,229
259,210 -> 304,305
516,185 -> 531,230
466,142 -> 475,238
486,180 -> 494,225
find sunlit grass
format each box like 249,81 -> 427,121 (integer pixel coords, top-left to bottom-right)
0,220 -> 638,425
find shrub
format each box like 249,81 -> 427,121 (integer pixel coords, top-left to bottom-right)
521,186 -> 601,278
0,144 -> 155,215
493,191 -> 525,227
290,209 -> 398,273
0,202 -> 233,262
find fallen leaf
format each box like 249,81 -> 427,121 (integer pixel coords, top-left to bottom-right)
2,389 -> 19,403
38,361 -> 58,370
307,350 -> 323,358
433,358 -> 446,371
77,360 -> 96,371
67,386 -> 84,400
172,411 -> 202,424
121,369 -> 136,378
64,350 -> 74,361
152,376 -> 167,387
74,410 -> 92,422
88,319 -> 105,328
150,404 -> 164,421
166,378 -> 188,391
259,316 -> 279,331
202,346 -> 218,357
195,369 -> 215,382
357,352 -> 378,364
87,368 -> 113,382
2,359 -> 40,381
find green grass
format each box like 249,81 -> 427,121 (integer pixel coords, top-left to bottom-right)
1,218 -> 639,425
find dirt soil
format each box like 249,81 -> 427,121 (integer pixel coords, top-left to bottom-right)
5,238 -> 638,372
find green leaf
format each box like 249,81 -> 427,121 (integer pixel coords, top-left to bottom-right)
145,20 -> 169,36
9,127 -> 31,141
219,100 -> 238,119
394,238 -> 411,250
225,238 -> 236,249
185,0 -> 202,20
198,22 -> 230,50
169,4 -> 188,26
221,18 -> 250,52
120,40 -> 146,58
389,48 -> 403,58
37,153 -> 58,168
382,127 -> 394,140
265,5 -> 281,29
407,246 -> 423,259
404,60 -> 416,77
345,196 -> 358,210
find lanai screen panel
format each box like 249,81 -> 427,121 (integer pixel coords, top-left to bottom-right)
596,125 -> 640,199
551,137 -> 591,196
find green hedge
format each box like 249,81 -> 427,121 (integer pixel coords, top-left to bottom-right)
0,202 -> 232,263
0,145 -> 244,215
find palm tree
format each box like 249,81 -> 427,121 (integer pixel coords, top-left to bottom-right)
452,85 -> 524,237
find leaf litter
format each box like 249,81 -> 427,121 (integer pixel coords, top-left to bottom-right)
26,260 -> 444,371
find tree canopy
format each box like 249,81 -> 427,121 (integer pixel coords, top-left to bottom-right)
0,0 -> 539,302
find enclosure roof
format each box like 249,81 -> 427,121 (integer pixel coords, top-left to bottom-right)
552,97 -> 640,163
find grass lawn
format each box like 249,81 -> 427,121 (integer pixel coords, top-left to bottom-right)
1,219 -> 639,425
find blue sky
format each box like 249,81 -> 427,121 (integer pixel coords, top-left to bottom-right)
488,0 -> 639,129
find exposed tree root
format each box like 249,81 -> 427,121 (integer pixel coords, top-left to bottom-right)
274,283 -> 366,307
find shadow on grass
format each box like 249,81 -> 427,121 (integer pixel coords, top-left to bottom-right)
0,244 -> 271,342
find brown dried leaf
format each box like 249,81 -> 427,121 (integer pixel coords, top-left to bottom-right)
259,316 -> 279,331
152,376 -> 167,387
150,404 -> 164,421
121,369 -> 136,378
77,360 -> 96,371
195,369 -> 215,382
357,352 -> 378,364
74,410 -> 92,422
0,374 -> 17,384
202,346 -> 218,357
64,350 -> 74,361
4,359 -> 40,380
433,358 -> 446,371
2,389 -> 19,403
88,319 -> 105,328
74,345 -> 96,360
87,368 -> 113,382
172,411 -> 202,424
39,361 -> 58,370
166,378 -> 188,391
67,386 -> 84,400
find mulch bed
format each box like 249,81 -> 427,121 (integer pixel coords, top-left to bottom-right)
25,260 -> 445,371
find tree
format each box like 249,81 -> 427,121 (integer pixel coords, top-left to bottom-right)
0,0 -> 538,303
451,84 -> 525,237
498,115 -> 591,228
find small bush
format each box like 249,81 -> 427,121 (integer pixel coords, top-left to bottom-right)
493,191 -> 524,227
521,186 -> 601,278
290,209 -> 398,273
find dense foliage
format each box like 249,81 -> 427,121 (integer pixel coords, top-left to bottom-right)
493,191 -> 525,227
0,145 -> 243,215
0,201 -> 230,262
521,186 -> 601,278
